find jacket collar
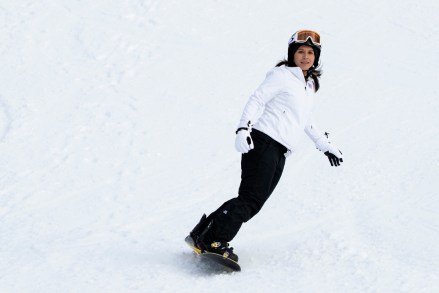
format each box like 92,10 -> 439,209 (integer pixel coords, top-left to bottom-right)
284,66 -> 307,83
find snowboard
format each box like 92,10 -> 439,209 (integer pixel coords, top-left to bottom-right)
184,235 -> 241,272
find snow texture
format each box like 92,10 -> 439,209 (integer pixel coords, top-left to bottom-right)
1,0 -> 439,292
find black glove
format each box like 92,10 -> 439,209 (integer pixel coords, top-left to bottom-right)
324,151 -> 343,167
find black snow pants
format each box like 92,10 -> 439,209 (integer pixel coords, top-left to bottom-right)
204,129 -> 287,243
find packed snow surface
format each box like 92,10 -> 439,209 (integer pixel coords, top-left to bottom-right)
1,0 -> 439,292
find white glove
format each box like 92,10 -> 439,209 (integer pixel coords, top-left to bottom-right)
316,137 -> 342,157
235,128 -> 254,153
315,135 -> 343,166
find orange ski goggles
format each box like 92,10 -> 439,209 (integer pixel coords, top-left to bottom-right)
288,30 -> 321,46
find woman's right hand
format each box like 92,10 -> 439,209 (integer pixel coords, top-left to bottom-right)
235,129 -> 254,153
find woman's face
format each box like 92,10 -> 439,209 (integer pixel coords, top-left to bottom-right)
293,45 -> 315,72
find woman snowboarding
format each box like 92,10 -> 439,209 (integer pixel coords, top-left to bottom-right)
187,30 -> 343,262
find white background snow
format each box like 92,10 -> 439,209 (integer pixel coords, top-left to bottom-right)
1,0 -> 439,292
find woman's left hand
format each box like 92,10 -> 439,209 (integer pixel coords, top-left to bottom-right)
324,149 -> 343,167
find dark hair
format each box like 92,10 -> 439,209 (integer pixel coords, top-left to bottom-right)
275,44 -> 322,92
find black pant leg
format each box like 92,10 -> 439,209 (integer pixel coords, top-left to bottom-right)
267,152 -> 285,197
205,130 -> 287,243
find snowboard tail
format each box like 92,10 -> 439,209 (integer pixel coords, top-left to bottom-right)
185,235 -> 202,254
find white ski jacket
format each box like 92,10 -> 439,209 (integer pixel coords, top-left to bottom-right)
238,65 -> 324,154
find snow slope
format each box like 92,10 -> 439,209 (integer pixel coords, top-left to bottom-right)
1,0 -> 439,292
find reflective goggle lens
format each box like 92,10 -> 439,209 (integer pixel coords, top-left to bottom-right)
289,30 -> 321,46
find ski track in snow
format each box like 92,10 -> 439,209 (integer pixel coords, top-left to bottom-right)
0,0 -> 439,292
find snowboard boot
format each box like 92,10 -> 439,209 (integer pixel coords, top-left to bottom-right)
196,219 -> 239,262
189,214 -> 209,244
